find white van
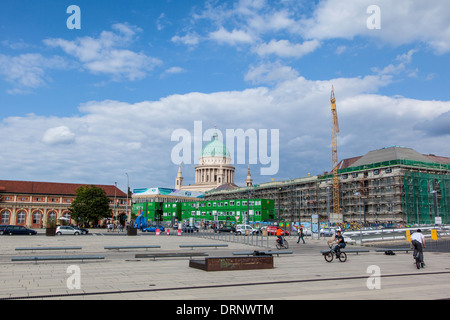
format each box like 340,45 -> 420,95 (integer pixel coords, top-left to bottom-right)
235,224 -> 259,235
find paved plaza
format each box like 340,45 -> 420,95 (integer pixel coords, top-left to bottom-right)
0,231 -> 449,301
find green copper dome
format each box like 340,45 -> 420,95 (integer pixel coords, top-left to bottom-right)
202,131 -> 230,158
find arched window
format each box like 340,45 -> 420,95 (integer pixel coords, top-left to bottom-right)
17,211 -> 26,224
32,211 -> 41,224
1,210 -> 10,224
48,211 -> 56,220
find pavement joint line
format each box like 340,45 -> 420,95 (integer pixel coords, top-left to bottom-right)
2,270 -> 450,300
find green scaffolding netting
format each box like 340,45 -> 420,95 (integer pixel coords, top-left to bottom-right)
403,171 -> 450,224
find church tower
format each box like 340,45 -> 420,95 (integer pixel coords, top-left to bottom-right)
245,165 -> 253,187
175,165 -> 183,190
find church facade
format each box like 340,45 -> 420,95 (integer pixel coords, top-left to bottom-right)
175,129 -> 252,192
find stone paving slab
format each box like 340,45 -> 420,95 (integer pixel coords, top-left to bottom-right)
0,232 -> 449,300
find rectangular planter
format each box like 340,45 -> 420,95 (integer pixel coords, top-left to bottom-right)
189,256 -> 273,272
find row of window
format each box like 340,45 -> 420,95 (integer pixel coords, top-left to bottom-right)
0,211 -> 69,224
2,196 -> 73,203
179,210 -> 263,217
179,200 -> 263,209
342,168 -> 392,179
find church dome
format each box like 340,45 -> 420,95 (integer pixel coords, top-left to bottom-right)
201,131 -> 230,158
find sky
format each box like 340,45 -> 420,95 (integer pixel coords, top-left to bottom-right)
1,0 -> 450,193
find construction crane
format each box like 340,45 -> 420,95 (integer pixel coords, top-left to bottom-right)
330,85 -> 341,222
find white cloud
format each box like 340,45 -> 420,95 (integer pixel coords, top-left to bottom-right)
44,23 -> 161,81
209,27 -> 255,45
2,72 -> 449,189
301,0 -> 450,53
245,61 -> 299,85
255,39 -> 320,58
165,67 -> 186,75
372,49 -> 418,76
42,126 -> 76,145
0,53 -> 67,94
171,33 -> 200,46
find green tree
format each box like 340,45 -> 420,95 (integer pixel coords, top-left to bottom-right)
69,185 -> 112,225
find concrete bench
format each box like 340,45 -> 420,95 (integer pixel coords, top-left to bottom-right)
11,255 -> 105,264
179,244 -> 229,250
232,250 -> 293,257
190,256 -> 274,272
104,245 -> 161,251
375,248 -> 412,254
320,249 -> 370,255
135,252 -> 209,261
15,246 -> 82,252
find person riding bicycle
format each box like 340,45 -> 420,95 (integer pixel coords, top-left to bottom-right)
410,229 -> 426,267
276,227 -> 284,246
327,230 -> 346,253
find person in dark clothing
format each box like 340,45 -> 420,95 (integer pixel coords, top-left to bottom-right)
297,226 -> 305,244
327,230 -> 346,252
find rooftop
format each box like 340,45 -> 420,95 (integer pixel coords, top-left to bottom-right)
0,180 -> 127,197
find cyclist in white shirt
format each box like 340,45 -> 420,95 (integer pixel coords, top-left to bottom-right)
410,229 -> 426,267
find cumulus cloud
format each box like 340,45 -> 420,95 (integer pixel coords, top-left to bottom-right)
255,39 -> 320,58
300,0 -> 450,53
1,72 -> 449,188
209,27 -> 255,45
44,23 -> 162,81
245,61 -> 299,85
171,33 -> 201,46
42,126 -> 76,145
0,53 -> 67,94
414,111 -> 450,137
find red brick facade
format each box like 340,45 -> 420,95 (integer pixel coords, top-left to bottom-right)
0,180 -> 130,228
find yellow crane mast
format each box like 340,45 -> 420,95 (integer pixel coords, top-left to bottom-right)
330,86 -> 342,222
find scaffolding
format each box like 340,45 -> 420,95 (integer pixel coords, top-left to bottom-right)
205,158 -> 450,226
403,171 -> 450,224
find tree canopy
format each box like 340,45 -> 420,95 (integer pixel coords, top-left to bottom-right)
69,185 -> 112,225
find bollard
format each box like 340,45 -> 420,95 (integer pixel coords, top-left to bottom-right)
177,229 -> 181,236
156,228 -> 160,236
167,229 -> 170,236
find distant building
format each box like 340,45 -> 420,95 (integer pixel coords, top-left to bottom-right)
175,128 -> 238,192
205,146 -> 450,225
0,180 -> 130,228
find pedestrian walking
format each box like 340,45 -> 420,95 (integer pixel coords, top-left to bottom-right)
297,226 -> 305,244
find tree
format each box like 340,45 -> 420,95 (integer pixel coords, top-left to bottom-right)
69,185 -> 112,225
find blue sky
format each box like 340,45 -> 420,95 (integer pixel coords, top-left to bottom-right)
1,0 -> 450,192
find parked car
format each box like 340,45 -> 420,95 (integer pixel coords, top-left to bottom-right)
56,226 -> 83,235
235,224 -> 259,235
320,228 -> 337,237
214,225 -> 236,233
70,225 -> 89,235
182,225 -> 199,233
266,226 -> 290,236
0,225 -> 37,235
142,225 -> 165,233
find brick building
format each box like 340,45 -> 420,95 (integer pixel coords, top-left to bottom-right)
0,180 -> 130,228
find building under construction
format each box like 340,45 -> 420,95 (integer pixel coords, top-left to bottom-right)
204,146 -> 450,226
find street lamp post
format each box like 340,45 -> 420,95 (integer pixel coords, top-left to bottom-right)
125,173 -> 129,225
430,189 -> 438,223
113,182 -> 117,223
354,192 -> 362,244
326,186 -> 330,226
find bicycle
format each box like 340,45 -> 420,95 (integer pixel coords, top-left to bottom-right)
276,236 -> 289,249
323,244 -> 347,263
412,243 -> 425,270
